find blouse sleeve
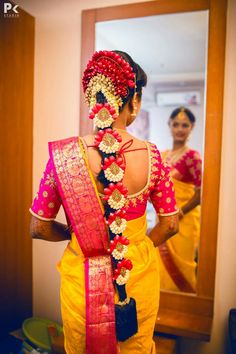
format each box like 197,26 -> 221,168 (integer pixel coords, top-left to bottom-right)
150,148 -> 178,216
29,157 -> 62,221
185,150 -> 202,188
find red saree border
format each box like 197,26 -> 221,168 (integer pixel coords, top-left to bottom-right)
85,257 -> 117,354
159,243 -> 195,293
49,136 -> 108,256
49,136 -> 117,354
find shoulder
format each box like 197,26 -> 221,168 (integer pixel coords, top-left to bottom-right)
186,149 -> 202,162
146,141 -> 166,170
146,141 -> 162,158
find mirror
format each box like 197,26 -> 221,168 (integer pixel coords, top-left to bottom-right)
95,11 -> 209,295
80,0 -> 226,340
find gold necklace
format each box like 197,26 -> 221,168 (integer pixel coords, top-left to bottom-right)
166,146 -> 188,165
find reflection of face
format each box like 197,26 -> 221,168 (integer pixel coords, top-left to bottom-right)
169,112 -> 193,144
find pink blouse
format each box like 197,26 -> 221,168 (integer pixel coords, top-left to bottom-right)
30,142 -> 177,222
164,149 -> 202,188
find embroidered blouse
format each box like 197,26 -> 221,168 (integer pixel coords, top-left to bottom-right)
30,141 -> 178,221
163,149 -> 202,188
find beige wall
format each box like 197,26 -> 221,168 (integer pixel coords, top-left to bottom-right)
20,0 -> 236,352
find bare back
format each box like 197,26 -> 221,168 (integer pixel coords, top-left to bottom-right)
81,130 -> 149,196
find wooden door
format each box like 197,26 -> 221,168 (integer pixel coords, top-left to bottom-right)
0,3 -> 34,336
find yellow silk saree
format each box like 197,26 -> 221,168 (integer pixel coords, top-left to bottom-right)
159,178 -> 200,292
58,214 -> 159,354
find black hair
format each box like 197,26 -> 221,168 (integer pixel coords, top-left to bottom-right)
170,107 -> 196,124
96,50 -> 147,111
94,51 -> 140,337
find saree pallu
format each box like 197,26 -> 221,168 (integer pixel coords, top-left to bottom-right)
50,137 -> 117,354
58,213 -> 159,354
158,178 -> 200,292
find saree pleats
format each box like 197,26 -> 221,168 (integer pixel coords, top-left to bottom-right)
159,178 -> 200,292
57,213 -> 159,354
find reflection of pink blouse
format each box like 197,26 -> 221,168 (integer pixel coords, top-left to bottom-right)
164,149 -> 202,188
30,142 -> 178,222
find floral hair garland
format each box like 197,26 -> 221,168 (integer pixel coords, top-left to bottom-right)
82,50 -> 136,309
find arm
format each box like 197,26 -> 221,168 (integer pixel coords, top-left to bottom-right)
149,214 -> 179,247
180,188 -> 201,218
29,157 -> 64,238
30,216 -> 71,242
179,150 -> 202,218
148,146 -> 179,246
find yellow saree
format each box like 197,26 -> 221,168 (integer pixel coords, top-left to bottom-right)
52,138 -> 160,354
158,178 -> 200,292
58,213 -> 159,354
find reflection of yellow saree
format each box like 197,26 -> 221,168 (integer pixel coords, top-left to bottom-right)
58,214 -> 159,354
158,178 -> 200,292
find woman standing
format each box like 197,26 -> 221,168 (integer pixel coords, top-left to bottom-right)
30,50 -> 179,354
160,107 -> 202,293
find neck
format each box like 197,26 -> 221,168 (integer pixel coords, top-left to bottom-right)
172,141 -> 186,151
112,121 -> 127,130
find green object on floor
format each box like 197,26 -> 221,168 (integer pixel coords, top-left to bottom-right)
22,317 -> 63,351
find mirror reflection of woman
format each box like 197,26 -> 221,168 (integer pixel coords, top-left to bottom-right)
159,107 -> 202,293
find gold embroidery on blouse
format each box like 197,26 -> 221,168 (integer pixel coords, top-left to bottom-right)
197,162 -> 201,170
130,198 -> 137,207
137,195 -> 144,203
128,142 -> 155,206
186,157 -> 193,166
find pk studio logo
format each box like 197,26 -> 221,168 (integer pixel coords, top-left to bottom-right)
3,2 -> 19,18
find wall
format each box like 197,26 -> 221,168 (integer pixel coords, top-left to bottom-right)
18,0 -> 236,353
147,87 -> 205,153
0,5 -> 34,334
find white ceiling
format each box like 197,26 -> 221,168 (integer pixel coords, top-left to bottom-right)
96,11 -> 209,81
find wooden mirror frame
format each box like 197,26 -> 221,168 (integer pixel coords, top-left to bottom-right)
80,0 -> 227,341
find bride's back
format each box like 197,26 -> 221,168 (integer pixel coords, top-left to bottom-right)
82,131 -> 149,196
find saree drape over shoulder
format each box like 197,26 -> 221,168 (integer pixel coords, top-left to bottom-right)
159,149 -> 202,293
30,137 -> 178,354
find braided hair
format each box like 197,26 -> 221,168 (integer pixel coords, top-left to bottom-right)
82,50 -> 147,341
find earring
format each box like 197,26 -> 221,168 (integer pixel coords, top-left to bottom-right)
131,107 -> 137,118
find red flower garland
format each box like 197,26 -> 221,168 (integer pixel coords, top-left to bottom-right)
113,259 -> 133,285
82,50 -> 136,98
102,156 -> 125,171
107,209 -> 127,225
83,50 -> 136,295
89,102 -> 117,120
